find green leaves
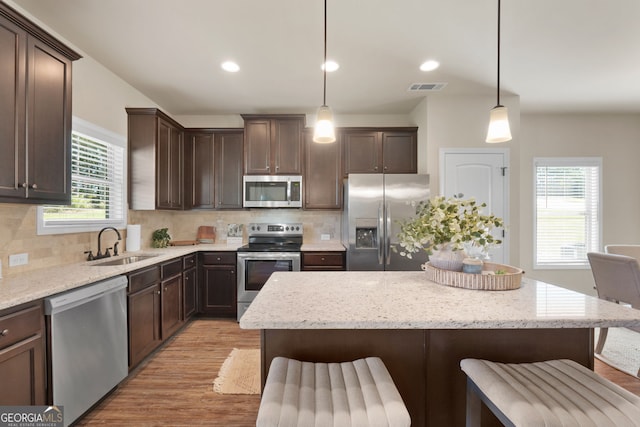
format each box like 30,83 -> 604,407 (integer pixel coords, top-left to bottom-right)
396,196 -> 504,256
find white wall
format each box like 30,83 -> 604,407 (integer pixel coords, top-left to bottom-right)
519,113 -> 640,295
414,94 -> 522,266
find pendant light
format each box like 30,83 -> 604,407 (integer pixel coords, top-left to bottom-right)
486,0 -> 512,143
313,0 -> 336,143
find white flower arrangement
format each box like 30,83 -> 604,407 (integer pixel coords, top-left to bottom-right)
394,196 -> 504,259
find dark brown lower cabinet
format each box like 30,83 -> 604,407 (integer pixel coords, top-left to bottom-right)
0,302 -> 45,405
182,254 -> 197,320
302,251 -> 346,271
127,265 -> 162,370
199,252 -> 237,317
160,273 -> 183,339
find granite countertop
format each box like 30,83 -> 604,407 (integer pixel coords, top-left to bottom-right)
239,271 -> 640,330
0,241 -> 346,311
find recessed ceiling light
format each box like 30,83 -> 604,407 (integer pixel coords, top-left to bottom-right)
221,61 -> 240,72
419,60 -> 440,72
321,60 -> 339,72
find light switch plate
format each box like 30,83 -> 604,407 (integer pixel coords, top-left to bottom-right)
9,253 -> 29,267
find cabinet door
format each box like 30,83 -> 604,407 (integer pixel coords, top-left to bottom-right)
382,132 -> 417,173
244,119 -> 271,174
215,131 -> 243,209
200,265 -> 237,316
26,37 -> 72,203
304,131 -> 342,209
157,119 -> 183,209
343,131 -> 381,174
161,274 -> 183,338
186,132 -> 215,209
273,118 -> 303,174
183,266 -> 197,319
0,17 -> 26,199
0,335 -> 45,405
128,284 -> 161,369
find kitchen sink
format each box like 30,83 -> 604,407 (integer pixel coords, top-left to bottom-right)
89,255 -> 158,266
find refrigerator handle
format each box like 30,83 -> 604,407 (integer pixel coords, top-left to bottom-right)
385,202 -> 391,265
378,201 -> 384,265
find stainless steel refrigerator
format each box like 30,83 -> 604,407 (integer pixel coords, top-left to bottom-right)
343,174 -> 430,271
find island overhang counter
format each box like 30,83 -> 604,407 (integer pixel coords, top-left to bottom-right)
239,271 -> 640,427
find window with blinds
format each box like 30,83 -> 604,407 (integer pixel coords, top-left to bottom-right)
37,118 -> 126,235
534,157 -> 601,269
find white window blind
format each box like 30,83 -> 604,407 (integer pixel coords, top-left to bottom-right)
534,158 -> 601,269
37,118 -> 126,235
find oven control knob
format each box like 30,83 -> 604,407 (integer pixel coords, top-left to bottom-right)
286,226 -> 290,231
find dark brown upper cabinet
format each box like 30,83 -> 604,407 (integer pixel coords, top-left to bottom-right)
242,114 -> 305,175
0,3 -> 81,204
184,129 -> 243,210
303,130 -> 343,210
127,108 -> 184,210
343,128 -> 418,175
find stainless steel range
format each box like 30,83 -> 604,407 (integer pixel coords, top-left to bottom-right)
237,222 -> 302,320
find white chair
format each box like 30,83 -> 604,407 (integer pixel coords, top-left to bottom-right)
605,244 -> 640,260
587,252 -> 640,377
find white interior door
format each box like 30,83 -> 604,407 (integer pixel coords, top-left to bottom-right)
440,149 -> 509,264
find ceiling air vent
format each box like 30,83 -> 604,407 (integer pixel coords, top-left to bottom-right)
407,83 -> 447,92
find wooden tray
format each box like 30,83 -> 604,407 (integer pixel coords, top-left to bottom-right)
424,262 -> 523,291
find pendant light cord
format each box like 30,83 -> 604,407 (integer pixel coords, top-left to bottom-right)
322,0 -> 328,107
496,0 -> 501,107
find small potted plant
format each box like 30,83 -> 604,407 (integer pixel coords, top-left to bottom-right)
151,228 -> 171,248
394,196 -> 504,271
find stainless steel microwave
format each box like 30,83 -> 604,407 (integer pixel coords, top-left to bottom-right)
243,175 -> 302,208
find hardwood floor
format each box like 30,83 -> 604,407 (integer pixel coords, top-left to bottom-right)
77,319 -> 640,426
77,319 -> 261,426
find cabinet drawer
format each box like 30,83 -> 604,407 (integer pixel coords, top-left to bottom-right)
0,303 -> 43,350
183,254 -> 197,269
129,266 -> 160,293
201,252 -> 236,265
303,252 -> 345,267
161,258 -> 183,278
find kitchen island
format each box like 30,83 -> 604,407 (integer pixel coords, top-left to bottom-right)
240,271 -> 640,427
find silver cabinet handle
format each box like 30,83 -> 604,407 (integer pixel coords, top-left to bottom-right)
30,183 -> 38,189
0,329 -> 8,337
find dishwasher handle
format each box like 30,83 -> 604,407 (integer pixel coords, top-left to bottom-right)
45,275 -> 128,315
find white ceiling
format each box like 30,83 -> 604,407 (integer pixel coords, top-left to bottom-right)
11,0 -> 640,116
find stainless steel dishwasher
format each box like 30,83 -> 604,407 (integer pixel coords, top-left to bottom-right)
45,275 -> 128,426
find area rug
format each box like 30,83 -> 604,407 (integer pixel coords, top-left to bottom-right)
595,327 -> 640,378
213,348 -> 261,394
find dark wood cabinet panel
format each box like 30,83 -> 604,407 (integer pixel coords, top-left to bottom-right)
242,115 -> 304,175
160,273 -> 182,339
199,252 -> 237,317
0,4 -> 80,204
156,118 -> 183,209
127,108 -> 184,210
342,128 -> 417,175
128,283 -> 161,369
215,131 -> 244,209
244,119 -> 271,174
184,129 -> 243,210
184,131 -> 215,209
183,266 -> 197,320
304,130 -> 343,209
302,251 -> 346,271
343,131 -> 381,174
381,132 -> 417,173
0,302 -> 45,405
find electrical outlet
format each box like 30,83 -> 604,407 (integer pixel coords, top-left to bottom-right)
9,253 -> 29,267
321,234 -> 331,241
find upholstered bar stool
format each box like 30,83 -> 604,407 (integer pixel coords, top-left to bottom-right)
257,356 -> 410,427
460,358 -> 640,427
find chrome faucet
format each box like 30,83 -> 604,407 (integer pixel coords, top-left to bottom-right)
94,227 -> 122,260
